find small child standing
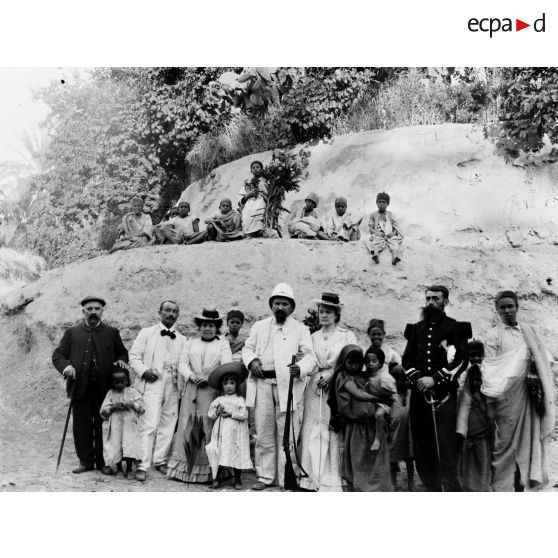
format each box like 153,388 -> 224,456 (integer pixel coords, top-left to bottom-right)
100,365 -> 144,478
366,192 -> 403,265
207,362 -> 253,490
456,340 -> 492,491
328,344 -> 392,491
387,365 -> 415,491
225,310 -> 247,363
363,347 -> 398,451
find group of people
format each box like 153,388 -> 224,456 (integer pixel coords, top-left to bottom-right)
109,160 -> 404,265
52,284 -> 555,492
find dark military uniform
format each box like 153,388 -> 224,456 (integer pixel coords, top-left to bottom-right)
52,321 -> 128,469
402,313 -> 471,491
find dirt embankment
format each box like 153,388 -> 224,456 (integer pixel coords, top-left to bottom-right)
2,123 -> 558,490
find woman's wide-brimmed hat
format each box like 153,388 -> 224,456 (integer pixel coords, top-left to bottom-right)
194,308 -> 223,328
312,292 -> 343,309
208,361 -> 249,390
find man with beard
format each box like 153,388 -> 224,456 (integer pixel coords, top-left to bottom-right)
402,286 -> 471,491
129,300 -> 186,481
242,283 -> 317,490
52,296 -> 128,474
482,291 -> 555,491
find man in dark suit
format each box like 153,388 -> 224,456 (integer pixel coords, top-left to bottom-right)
52,296 -> 128,474
402,286 -> 471,491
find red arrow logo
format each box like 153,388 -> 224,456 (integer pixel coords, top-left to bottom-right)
516,19 -> 530,31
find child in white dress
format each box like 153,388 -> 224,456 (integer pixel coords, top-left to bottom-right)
100,366 -> 145,478
207,362 -> 253,490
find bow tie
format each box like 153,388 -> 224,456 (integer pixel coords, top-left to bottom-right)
161,329 -> 176,340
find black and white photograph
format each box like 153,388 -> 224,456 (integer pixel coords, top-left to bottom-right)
1,65 -> 557,495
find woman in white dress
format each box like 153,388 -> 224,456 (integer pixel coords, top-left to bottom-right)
299,292 -> 357,491
167,309 -> 232,483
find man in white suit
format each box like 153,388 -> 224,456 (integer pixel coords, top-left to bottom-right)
129,300 -> 186,481
243,283 -> 316,490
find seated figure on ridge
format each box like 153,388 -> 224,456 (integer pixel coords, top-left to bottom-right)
317,196 -> 362,241
109,196 -> 153,254
152,201 -> 200,245
287,193 -> 321,239
366,192 -> 403,265
187,198 -> 244,244
239,160 -> 268,238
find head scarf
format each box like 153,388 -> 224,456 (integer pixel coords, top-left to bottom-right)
327,344 -> 364,432
335,196 -> 348,205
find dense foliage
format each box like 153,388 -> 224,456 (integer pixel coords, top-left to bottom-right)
2,66 -> 505,266
490,68 -> 558,157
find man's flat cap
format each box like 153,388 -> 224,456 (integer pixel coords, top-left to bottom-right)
80,295 -> 106,307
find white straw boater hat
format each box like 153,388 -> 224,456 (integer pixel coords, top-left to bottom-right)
268,283 -> 296,309
311,292 -> 343,309
193,308 -> 223,328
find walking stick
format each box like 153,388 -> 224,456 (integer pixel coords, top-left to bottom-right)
56,382 -> 76,474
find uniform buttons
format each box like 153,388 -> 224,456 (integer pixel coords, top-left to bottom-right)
427,350 -> 430,354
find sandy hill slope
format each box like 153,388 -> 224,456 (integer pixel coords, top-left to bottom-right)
1,123 -> 558,489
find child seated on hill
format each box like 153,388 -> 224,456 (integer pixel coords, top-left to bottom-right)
288,193 -> 321,239
187,198 -> 243,244
153,201 -> 200,244
366,192 -> 403,265
317,196 -> 362,241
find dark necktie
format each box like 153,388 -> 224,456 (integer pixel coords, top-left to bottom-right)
161,329 -> 176,340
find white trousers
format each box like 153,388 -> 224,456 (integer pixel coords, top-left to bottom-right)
366,234 -> 402,256
137,372 -> 178,471
254,381 -> 301,486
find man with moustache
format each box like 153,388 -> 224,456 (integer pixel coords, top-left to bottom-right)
482,291 -> 555,491
402,286 -> 471,491
242,283 -> 316,490
129,300 -> 186,481
52,296 -> 128,474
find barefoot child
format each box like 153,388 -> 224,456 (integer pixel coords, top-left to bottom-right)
328,344 -> 392,491
456,340 -> 492,491
366,192 -> 403,265
363,347 -> 398,451
207,362 -> 253,490
100,365 -> 144,478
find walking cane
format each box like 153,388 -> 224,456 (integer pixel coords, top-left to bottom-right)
425,391 -> 444,492
56,382 -> 76,474
317,383 -> 323,487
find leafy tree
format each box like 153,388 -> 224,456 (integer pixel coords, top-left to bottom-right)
22,71 -> 164,264
491,68 -> 558,156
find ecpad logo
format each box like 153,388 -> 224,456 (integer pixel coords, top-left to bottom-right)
468,13 -> 546,37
